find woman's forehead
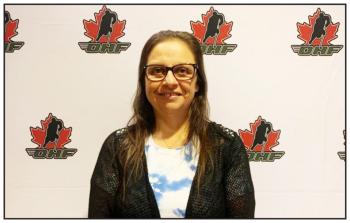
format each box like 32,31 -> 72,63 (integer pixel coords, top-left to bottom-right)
147,39 -> 195,65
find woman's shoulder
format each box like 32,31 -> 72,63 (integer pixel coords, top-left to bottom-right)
100,126 -> 130,152
104,127 -> 126,140
208,122 -> 248,166
208,121 -> 240,144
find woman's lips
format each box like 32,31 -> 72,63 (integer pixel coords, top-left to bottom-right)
158,92 -> 182,96
157,92 -> 182,99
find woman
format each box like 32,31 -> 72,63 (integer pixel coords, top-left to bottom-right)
88,30 -> 255,218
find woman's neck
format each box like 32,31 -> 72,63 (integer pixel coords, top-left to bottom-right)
152,111 -> 190,148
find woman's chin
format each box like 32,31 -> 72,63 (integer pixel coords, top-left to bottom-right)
157,103 -> 189,114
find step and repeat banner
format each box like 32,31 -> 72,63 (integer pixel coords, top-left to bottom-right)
4,4 -> 345,218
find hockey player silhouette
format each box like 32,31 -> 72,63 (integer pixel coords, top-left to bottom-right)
203,11 -> 224,43
5,11 -> 10,31
5,11 -> 10,26
43,117 -> 63,148
96,10 -> 117,42
309,11 -> 331,45
251,120 -> 272,151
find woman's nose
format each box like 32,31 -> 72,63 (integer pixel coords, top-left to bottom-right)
163,70 -> 178,87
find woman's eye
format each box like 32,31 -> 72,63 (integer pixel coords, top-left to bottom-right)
152,67 -> 164,74
175,67 -> 188,74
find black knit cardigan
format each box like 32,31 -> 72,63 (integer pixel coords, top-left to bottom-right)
88,122 -> 255,218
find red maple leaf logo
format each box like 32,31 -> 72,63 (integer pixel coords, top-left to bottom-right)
30,113 -> 72,149
238,116 -> 280,152
4,11 -> 20,42
83,5 -> 126,43
190,7 -> 233,44
297,8 -> 340,46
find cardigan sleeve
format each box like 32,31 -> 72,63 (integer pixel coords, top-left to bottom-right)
88,132 -> 120,218
224,132 -> 255,218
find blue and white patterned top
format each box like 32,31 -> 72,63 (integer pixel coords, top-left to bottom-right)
144,136 -> 199,218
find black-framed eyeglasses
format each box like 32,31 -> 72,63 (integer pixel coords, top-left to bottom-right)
144,63 -> 198,81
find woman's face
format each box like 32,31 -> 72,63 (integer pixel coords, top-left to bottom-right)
145,39 -> 198,117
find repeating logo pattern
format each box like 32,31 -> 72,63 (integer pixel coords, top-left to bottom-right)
4,8 -> 343,164
78,5 -> 131,54
4,11 -> 24,53
291,8 -> 343,56
239,116 -> 285,162
190,7 -> 237,55
26,114 -> 77,159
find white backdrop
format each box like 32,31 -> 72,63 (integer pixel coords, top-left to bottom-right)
4,4 -> 345,218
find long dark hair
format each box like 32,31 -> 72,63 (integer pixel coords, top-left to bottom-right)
118,30 -> 214,200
